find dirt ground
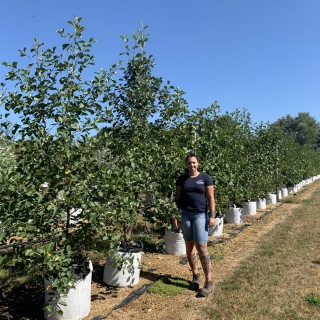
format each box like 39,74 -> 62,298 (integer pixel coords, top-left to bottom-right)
0,183 -> 316,320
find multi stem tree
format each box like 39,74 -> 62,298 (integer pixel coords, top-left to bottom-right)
0,16 -> 121,313
98,26 -> 189,237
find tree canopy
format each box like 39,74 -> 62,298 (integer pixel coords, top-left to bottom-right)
270,112 -> 320,149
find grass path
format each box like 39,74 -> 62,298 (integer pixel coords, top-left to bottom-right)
201,181 -> 320,320
126,180 -> 320,320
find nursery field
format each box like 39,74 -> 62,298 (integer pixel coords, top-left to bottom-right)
2,16 -> 320,320
1,180 -> 320,320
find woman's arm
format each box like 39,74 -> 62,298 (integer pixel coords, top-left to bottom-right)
175,185 -> 182,209
206,185 -> 216,227
173,186 -> 182,229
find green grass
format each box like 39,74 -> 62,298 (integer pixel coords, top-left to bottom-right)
202,180 -> 320,320
304,294 -> 320,307
148,276 -> 189,296
209,253 -> 224,261
283,193 -> 302,204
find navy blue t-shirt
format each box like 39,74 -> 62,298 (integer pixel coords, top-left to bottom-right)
176,173 -> 213,212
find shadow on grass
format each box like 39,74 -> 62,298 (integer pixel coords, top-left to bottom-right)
161,275 -> 190,289
148,275 -> 189,296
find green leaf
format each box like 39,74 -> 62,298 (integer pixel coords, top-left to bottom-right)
6,259 -> 17,267
25,249 -> 34,256
0,255 -> 7,266
0,269 -> 9,277
35,274 -> 43,285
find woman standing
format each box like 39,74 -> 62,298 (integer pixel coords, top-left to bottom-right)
174,154 -> 215,297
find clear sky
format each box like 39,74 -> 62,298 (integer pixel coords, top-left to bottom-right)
1,0 -> 320,126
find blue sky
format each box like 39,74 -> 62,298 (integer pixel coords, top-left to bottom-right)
1,0 -> 320,126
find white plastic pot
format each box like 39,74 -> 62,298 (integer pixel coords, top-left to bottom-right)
281,187 -> 288,198
103,250 -> 141,287
257,198 -> 266,209
165,228 -> 186,255
225,206 -> 243,224
62,207 -> 82,225
208,217 -> 224,236
44,260 -> 92,320
267,193 -> 277,204
69,207 -> 82,224
241,201 -> 257,216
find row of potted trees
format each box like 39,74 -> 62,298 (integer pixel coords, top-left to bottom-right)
1,17 -> 320,319
224,175 -> 320,224
48,173 -> 320,318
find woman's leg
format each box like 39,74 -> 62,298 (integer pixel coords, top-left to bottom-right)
185,240 -> 198,274
194,241 -> 211,282
195,240 -> 213,296
193,213 -> 212,283
181,211 -> 200,288
182,211 -> 213,296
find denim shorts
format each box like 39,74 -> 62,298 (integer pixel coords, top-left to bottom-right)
180,210 -> 208,242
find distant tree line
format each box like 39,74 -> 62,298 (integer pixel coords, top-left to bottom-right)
270,112 -> 320,150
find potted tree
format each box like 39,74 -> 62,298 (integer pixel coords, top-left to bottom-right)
0,17 -> 121,318
100,25 -> 189,280
212,111 -> 252,223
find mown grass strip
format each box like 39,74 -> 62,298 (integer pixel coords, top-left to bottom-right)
148,276 -> 189,296
203,180 -> 320,320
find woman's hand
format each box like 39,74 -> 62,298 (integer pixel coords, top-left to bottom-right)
208,217 -> 216,227
173,218 -> 179,229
